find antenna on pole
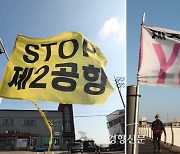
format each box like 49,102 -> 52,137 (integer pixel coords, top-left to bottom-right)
0,39 -> 9,60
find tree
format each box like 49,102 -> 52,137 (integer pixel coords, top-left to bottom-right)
78,131 -> 89,141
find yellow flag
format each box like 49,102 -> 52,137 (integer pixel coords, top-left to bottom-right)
0,32 -> 114,104
31,100 -> 52,152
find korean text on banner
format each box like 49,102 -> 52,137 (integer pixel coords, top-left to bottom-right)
0,32 -> 114,104
138,25 -> 180,87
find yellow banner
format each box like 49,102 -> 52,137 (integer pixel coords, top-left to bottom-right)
0,32 -> 114,104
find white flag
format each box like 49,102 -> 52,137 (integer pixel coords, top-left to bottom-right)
138,25 -> 180,87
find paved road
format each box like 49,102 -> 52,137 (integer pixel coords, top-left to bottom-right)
139,140 -> 177,153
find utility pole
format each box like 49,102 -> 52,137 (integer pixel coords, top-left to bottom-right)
0,38 -> 9,105
114,76 -> 125,108
0,38 -> 9,60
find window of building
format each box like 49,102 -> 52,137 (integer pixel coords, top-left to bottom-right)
65,122 -> 71,132
64,107 -> 69,114
44,136 -> 50,146
64,107 -> 71,132
7,137 -> 15,146
2,118 -> 15,126
24,119 -> 36,126
53,137 -> 59,146
107,122 -> 110,128
30,137 -> 37,147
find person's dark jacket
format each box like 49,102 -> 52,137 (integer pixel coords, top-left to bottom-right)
151,119 -> 166,135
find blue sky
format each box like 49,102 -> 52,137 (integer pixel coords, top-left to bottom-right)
127,1 -> 180,123
0,0 -> 125,144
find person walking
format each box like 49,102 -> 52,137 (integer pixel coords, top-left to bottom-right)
151,114 -> 166,153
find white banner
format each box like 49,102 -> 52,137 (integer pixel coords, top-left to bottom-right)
16,139 -> 28,148
138,25 -> 180,87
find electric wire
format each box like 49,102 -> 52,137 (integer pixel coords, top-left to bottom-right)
0,0 -> 18,24
74,113 -> 123,118
0,0 -> 18,53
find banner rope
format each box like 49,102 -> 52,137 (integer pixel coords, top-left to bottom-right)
31,100 -> 52,153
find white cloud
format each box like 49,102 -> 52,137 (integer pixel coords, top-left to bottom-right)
99,17 -> 125,42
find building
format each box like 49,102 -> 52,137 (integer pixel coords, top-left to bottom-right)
172,118 -> 180,126
0,104 -> 75,151
106,109 -> 125,136
139,117 -> 148,127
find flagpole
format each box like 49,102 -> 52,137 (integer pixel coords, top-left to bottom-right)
134,12 -> 145,154
0,39 -> 9,60
127,12 -> 145,154
142,12 -> 145,25
132,85 -> 139,154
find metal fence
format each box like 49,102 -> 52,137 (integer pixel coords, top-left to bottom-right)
138,123 -> 180,148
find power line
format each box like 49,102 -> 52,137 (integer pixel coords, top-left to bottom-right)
0,0 -> 18,24
74,111 -> 114,114
74,115 -> 107,118
0,0 -> 18,53
74,114 -> 122,118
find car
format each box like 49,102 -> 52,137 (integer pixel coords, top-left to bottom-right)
67,142 -> 83,153
34,147 -> 48,152
83,140 -> 96,152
